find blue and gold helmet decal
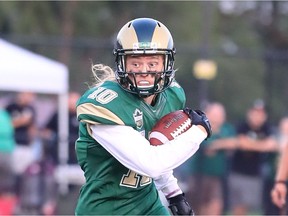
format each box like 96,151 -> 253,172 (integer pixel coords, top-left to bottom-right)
113,18 -> 176,97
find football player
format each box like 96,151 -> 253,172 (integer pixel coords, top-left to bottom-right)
75,18 -> 211,215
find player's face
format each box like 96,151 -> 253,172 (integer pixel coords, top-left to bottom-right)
247,108 -> 267,129
125,55 -> 164,89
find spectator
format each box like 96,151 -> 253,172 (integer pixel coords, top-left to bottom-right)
270,116 -> 288,215
228,99 -> 277,215
187,102 -> 236,215
0,108 -> 17,215
277,117 -> 288,149
5,92 -> 37,192
209,101 -> 285,215
41,91 -> 81,215
42,91 -> 80,165
260,116 -> 288,215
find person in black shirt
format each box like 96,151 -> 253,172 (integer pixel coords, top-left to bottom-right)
6,92 -> 36,147
229,99 -> 277,215
208,100 -> 281,215
5,91 -> 37,175
42,91 -> 80,165
41,91 -> 81,214
5,91 -> 38,213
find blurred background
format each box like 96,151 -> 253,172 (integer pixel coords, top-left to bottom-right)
0,1 -> 288,123
1,1 -> 288,215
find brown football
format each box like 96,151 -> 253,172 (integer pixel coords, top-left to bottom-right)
149,110 -> 192,146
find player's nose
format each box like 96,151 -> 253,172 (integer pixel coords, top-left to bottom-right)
139,64 -> 150,75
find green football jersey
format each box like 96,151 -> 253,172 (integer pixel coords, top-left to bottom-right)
75,80 -> 185,215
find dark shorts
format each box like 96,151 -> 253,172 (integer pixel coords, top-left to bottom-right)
228,172 -> 262,211
0,152 -> 15,193
199,176 -> 223,203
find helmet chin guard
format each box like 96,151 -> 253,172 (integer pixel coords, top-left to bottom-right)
114,18 -> 176,97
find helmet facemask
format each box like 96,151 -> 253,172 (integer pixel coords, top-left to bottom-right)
114,48 -> 175,97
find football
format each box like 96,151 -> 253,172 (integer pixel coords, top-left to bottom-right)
149,110 -> 192,146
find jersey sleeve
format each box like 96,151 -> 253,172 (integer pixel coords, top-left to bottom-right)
90,124 -> 207,178
76,84 -> 126,126
153,171 -> 183,198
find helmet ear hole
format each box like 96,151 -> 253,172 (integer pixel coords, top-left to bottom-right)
114,18 -> 176,97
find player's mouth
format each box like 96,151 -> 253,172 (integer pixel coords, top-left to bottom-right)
137,80 -> 153,88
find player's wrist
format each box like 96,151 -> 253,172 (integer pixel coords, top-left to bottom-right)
196,125 -> 207,134
168,193 -> 184,203
188,125 -> 207,143
275,180 -> 287,185
183,108 -> 212,139
165,188 -> 183,199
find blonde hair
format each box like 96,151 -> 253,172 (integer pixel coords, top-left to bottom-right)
90,63 -> 116,87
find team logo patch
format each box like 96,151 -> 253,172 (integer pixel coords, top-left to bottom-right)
133,42 -> 158,49
133,109 -> 143,129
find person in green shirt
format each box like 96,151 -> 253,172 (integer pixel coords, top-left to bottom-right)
75,18 -> 212,215
182,102 -> 235,215
197,102 -> 235,215
0,109 -> 15,153
0,108 -> 16,204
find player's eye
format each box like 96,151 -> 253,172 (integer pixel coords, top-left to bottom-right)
149,63 -> 157,67
129,62 -> 140,68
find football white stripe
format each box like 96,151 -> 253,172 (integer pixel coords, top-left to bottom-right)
149,131 -> 169,143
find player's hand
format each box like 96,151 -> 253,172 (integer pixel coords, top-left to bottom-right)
168,193 -> 194,215
271,181 -> 287,208
183,107 -> 212,139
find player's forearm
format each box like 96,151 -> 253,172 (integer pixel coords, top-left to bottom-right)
238,136 -> 278,152
209,138 -> 238,150
154,171 -> 182,198
275,144 -> 288,181
91,124 -> 206,178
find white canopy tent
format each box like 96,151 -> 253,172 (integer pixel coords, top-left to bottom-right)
0,38 -> 69,165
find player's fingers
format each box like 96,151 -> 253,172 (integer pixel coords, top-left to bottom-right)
271,188 -> 285,208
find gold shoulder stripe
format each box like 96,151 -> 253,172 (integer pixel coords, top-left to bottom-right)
77,103 -> 124,125
80,119 -> 100,125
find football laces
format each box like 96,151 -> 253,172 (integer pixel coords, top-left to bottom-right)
170,119 -> 192,138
